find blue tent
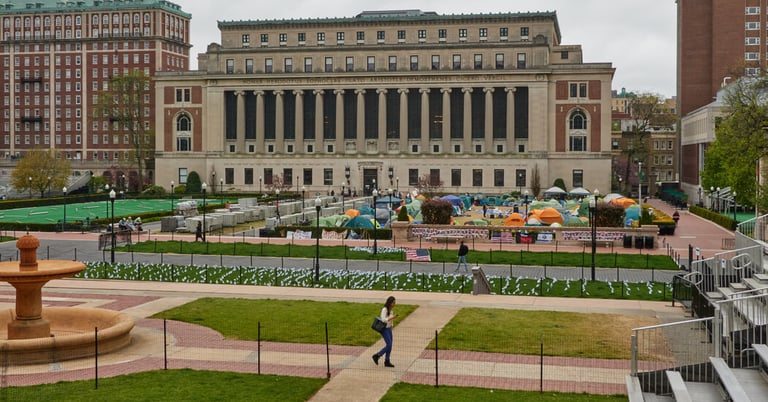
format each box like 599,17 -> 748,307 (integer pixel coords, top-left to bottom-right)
440,195 -> 463,207
344,215 -> 375,229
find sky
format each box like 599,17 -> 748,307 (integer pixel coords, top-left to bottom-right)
176,0 -> 677,99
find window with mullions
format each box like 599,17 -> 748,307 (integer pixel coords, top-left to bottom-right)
472,169 -> 483,187
438,29 -> 447,40
458,29 -> 467,39
431,55 -> 440,70
500,27 -> 508,38
336,32 -> 344,41
397,30 -> 405,40
568,110 -> 588,152
418,30 -> 426,40
451,169 -> 461,187
367,56 -> 375,71
346,56 -> 354,72
410,55 -> 418,71
495,53 -> 504,69
377,31 -> 385,40
323,168 -> 332,185
493,169 -> 504,187
388,56 -> 397,71
357,31 -> 364,41
572,170 -> 583,188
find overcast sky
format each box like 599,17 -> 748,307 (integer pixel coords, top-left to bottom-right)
176,0 -> 677,98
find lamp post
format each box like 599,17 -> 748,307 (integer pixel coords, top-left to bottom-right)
710,186 -> 714,209
344,165 -> 351,185
372,178 -> 376,196
732,191 -> 737,224
211,171 -> 216,194
259,176 -> 262,194
396,177 -> 399,197
201,182 -> 207,242
275,189 -> 280,223
62,186 -> 67,230
388,167 -> 394,186
638,161 -> 643,211
47,176 -> 51,197
170,180 -> 175,213
121,174 -> 126,194
301,186 -> 306,221
590,189 -> 599,281
105,184 -> 110,218
220,178 -> 224,195
341,182 -> 346,211
716,187 -> 721,212
698,187 -> 702,207
517,173 -> 522,195
28,176 -> 32,198
372,188 -> 378,256
315,196 -> 321,282
109,189 -> 116,263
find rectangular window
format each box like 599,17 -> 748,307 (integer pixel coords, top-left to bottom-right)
579,83 -> 587,97
226,59 -> 234,74
298,32 -> 306,43
346,56 -> 354,72
244,168 -> 254,185
495,53 -> 504,69
279,33 -> 287,43
356,31 -> 364,41
336,31 -> 344,41
561,51 -> 569,59
410,55 -> 418,71
283,169 -> 293,186
438,29 -> 447,40
303,168 -> 313,185
746,6 -> 760,15
325,57 -> 333,72
397,30 -> 406,41
284,57 -> 293,72
746,21 -> 760,30
493,169 -> 504,187
500,27 -> 509,38
520,27 -> 529,38
265,58 -> 273,73
242,34 -> 250,44
388,55 -> 397,71
323,168 -> 333,186
479,28 -> 488,39
260,33 -> 268,44
472,169 -> 483,187
431,55 -> 440,70
451,169 -> 461,187
517,53 -> 526,69
264,168 -> 273,185
452,54 -> 461,70
515,169 -> 526,188
458,29 -> 467,40
304,57 -> 312,72
418,30 -> 426,40
572,170 -> 584,188
746,52 -> 760,60
746,37 -> 760,45
317,32 -> 325,42
245,58 -> 253,73
408,168 -> 419,186
473,54 -> 482,69
377,31 -> 385,41
367,56 -> 375,72
179,168 -> 188,184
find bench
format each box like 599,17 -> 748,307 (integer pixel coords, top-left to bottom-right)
433,235 -> 464,244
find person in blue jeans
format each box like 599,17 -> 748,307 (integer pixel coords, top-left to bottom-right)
456,241 -> 470,272
372,296 -> 398,367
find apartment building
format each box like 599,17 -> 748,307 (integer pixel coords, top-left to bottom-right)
154,9 -> 615,196
0,0 -> 190,191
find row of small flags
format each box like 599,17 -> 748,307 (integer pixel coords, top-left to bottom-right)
405,248 -> 431,262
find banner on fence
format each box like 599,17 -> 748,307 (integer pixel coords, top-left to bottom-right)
406,248 -> 431,261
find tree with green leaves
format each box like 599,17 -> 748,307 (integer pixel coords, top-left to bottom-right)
701,77 -> 768,211
93,70 -> 154,191
11,149 -> 71,197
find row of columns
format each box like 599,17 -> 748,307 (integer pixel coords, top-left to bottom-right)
230,87 -> 518,154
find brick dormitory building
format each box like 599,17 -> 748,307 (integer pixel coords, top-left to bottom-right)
154,9 -> 615,197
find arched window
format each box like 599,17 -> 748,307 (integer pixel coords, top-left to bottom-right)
568,109 -> 588,152
175,113 -> 191,151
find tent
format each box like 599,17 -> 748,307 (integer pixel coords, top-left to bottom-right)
344,215 -> 375,229
569,187 -> 591,197
344,208 -> 360,218
375,196 -> 402,206
357,205 -> 374,216
602,193 -> 624,203
564,216 -> 588,227
543,186 -> 567,196
503,213 -> 525,226
440,195 -> 463,206
538,207 -> 564,225
611,197 -> 637,208
464,219 -> 490,226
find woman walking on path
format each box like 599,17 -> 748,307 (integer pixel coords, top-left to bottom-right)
372,296 -> 398,368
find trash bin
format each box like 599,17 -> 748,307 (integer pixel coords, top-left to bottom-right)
623,235 -> 632,248
644,236 -> 654,249
634,236 -> 645,249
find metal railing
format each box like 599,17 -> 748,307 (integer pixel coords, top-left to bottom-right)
687,245 -> 761,293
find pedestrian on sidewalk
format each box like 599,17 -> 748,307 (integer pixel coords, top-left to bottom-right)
195,221 -> 203,241
672,211 -> 680,226
372,296 -> 398,368
456,241 -> 470,272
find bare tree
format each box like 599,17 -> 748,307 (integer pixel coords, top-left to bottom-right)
416,173 -> 444,197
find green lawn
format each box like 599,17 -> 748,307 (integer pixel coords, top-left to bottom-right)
382,383 -> 626,402
3,369 -> 326,401
123,240 -> 678,270
152,298 -> 418,346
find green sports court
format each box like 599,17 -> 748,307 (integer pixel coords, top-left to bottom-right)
0,198 -> 194,225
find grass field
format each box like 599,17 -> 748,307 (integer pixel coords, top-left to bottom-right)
0,198 -> 179,224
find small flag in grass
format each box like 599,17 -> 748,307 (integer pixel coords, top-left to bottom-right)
406,248 -> 431,262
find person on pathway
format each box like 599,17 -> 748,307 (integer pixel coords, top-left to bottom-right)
456,241 -> 470,272
372,296 -> 398,368
672,211 -> 680,225
195,221 -> 204,241
482,204 -> 487,217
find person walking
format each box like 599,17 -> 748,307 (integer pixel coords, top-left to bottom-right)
456,241 -> 470,272
195,221 -> 203,241
372,296 -> 398,368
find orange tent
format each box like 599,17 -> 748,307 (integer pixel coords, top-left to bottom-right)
503,212 -> 525,226
538,207 -> 564,225
345,209 -> 360,217
611,197 -> 637,208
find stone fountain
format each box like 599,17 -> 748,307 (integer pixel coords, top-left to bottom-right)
0,234 -> 134,364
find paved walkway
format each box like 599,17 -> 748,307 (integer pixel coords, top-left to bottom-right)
0,198 -> 741,399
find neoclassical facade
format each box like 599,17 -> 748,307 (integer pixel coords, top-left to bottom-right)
154,10 -> 614,196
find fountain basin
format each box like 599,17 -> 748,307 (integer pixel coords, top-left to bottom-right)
0,307 -> 134,364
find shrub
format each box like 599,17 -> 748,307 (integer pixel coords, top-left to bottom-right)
186,172 -> 202,193
421,199 -> 453,224
397,205 -> 410,222
595,202 -> 624,227
141,185 -> 166,196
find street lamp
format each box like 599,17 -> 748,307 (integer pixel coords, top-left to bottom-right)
344,165 -> 351,183
259,176 -> 262,194
105,184 -> 110,218
589,189 -> 599,281
109,189 -> 116,263
170,180 -> 175,213
62,186 -> 67,230
201,182 -> 207,242
716,187 -> 721,212
396,177 -> 399,197
732,191 -> 738,223
372,188 -> 378,256
275,189 -> 280,223
710,186 -> 715,210
301,186 -> 306,221
47,176 -> 51,197
698,186 -> 702,206
121,174 -> 126,194
372,179 -> 376,196
28,176 -> 32,198
211,171 -> 216,194
315,195 -> 321,282
517,173 -> 522,195
388,166 -> 394,186
220,178 -> 224,195
341,182 -> 346,211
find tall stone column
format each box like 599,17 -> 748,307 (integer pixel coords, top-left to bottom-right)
420,88 -> 430,152
441,88 -> 451,152
462,87 -> 473,153
377,88 -> 387,150
294,90 -> 304,153
355,89 -> 366,152
235,90 -> 245,154
275,90 -> 284,151
483,87 -> 494,153
506,87 -> 516,153
314,89 -> 325,145
398,88 -> 409,153
254,90 -> 264,153
334,89 -> 344,153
